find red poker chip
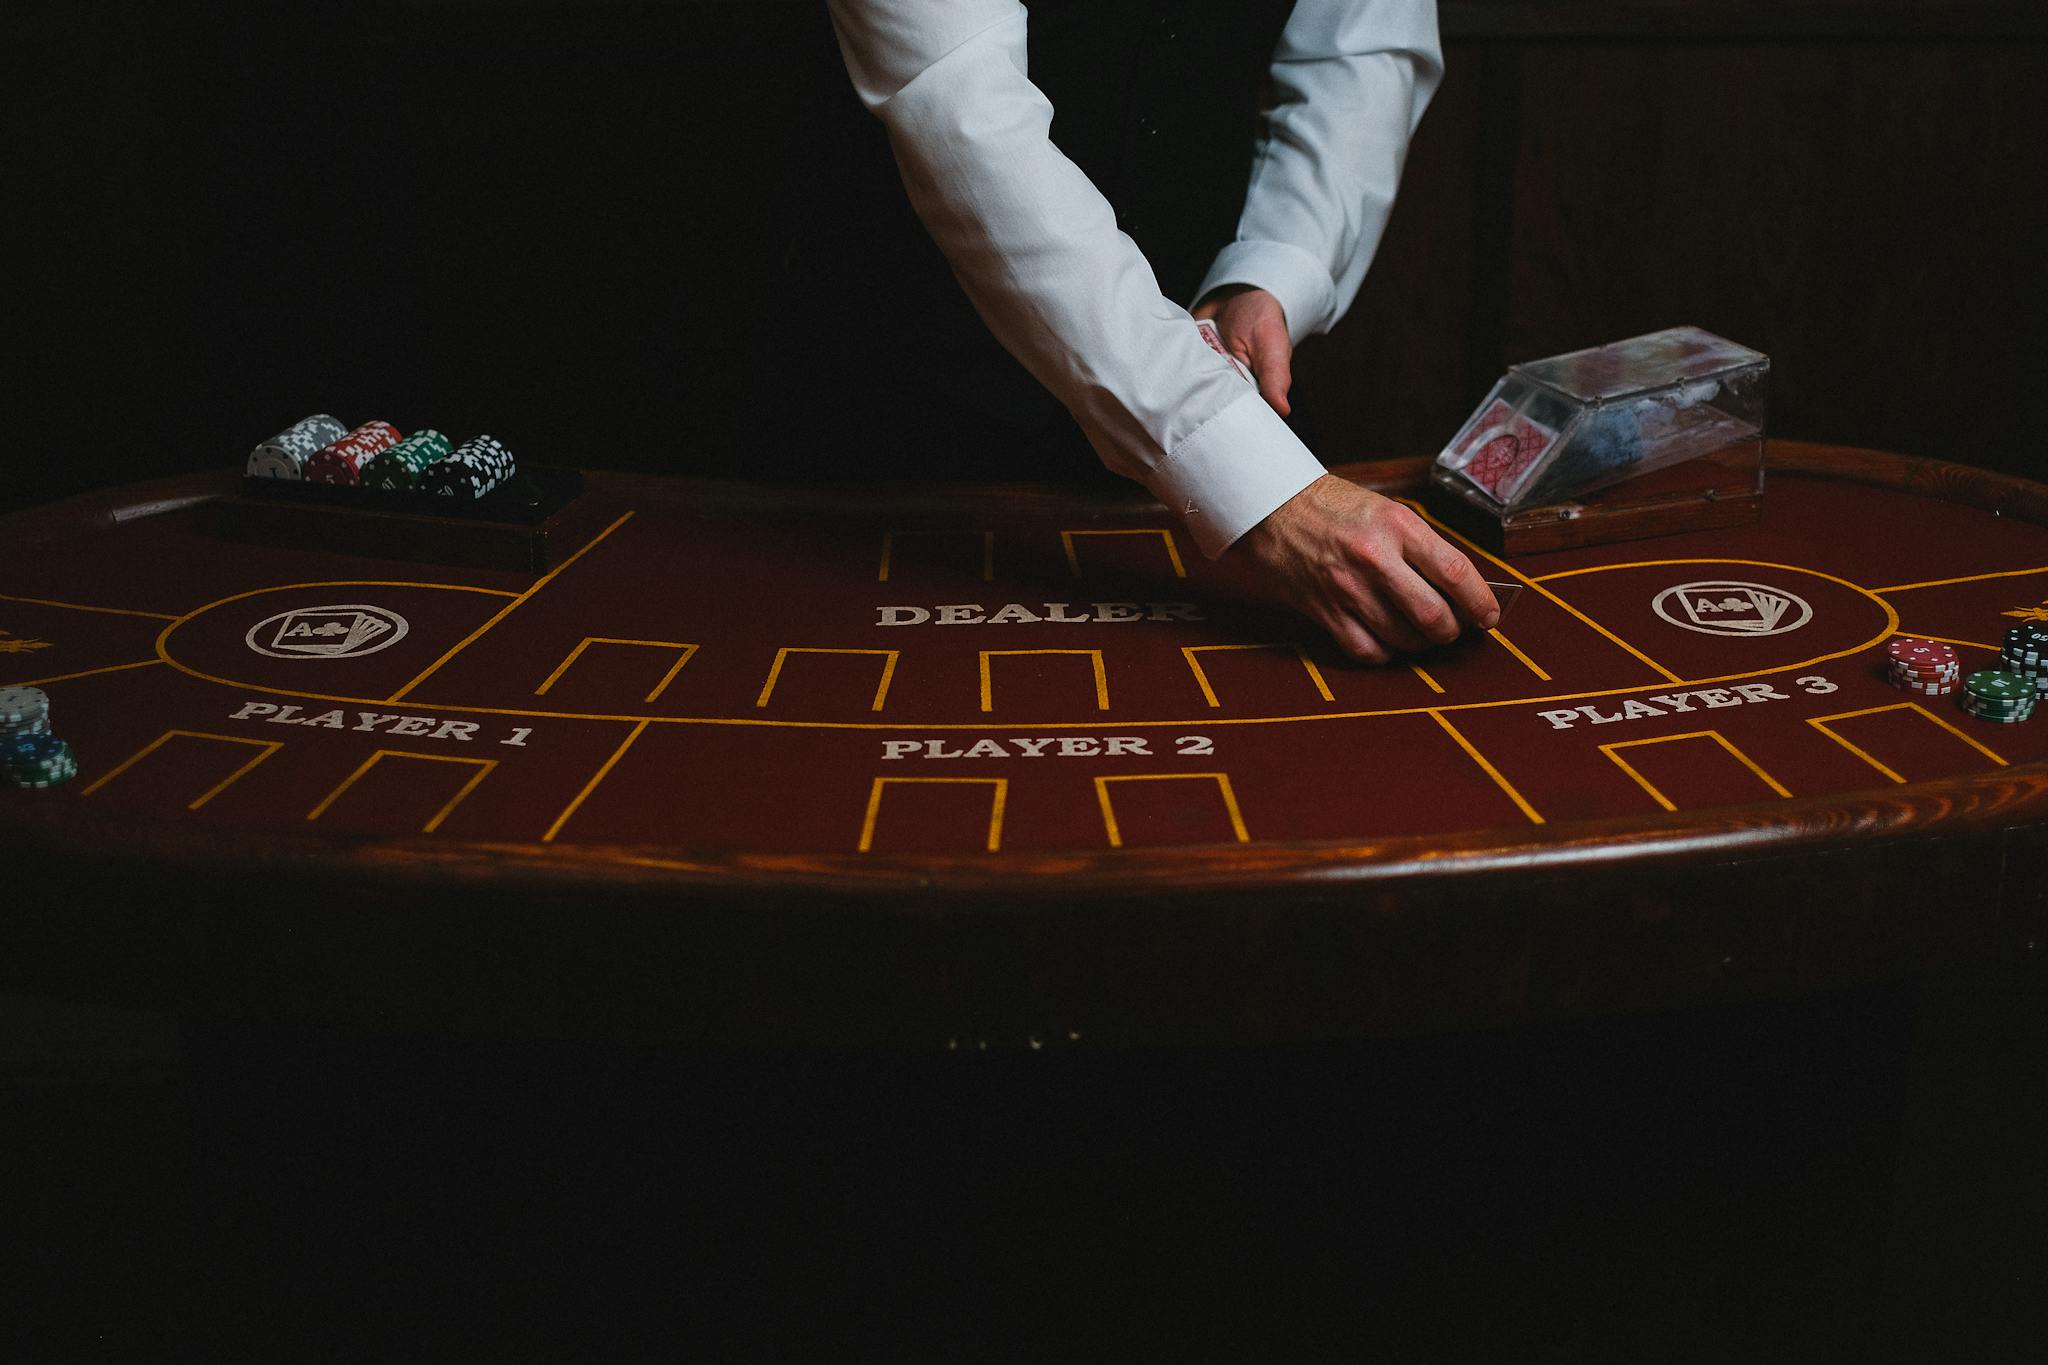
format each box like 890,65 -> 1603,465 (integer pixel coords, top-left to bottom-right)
303,451 -> 361,485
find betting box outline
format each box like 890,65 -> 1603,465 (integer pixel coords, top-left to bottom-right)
129,558 -> 1905,732
20,519 -> 2048,852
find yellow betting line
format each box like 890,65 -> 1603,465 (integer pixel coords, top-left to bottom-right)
1401,500 -> 1684,685
0,592 -> 181,621
1428,710 -> 1543,825
543,719 -> 649,843
1897,633 -> 1998,653
153,611 -> 1899,733
1487,629 -> 1551,681
5,658 -> 164,688
386,512 -> 635,703
1873,565 -> 2048,594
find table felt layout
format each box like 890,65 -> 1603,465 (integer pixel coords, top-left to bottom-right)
5,471 -> 2047,858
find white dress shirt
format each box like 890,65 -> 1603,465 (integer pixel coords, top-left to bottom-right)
827,0 -> 1442,557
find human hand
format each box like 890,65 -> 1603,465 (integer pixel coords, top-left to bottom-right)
1232,474 -> 1500,663
1192,285 -> 1293,417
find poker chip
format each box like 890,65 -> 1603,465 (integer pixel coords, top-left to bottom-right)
363,429 -> 453,491
304,420 -> 402,486
419,434 -> 516,501
1999,624 -> 2048,693
1965,670 -> 2030,699
1961,669 -> 2036,723
0,685 -> 50,730
246,414 -> 347,480
1884,638 -> 1961,695
2,733 -> 75,788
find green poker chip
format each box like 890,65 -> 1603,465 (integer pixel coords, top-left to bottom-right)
363,429 -> 453,491
1964,670 -> 2031,701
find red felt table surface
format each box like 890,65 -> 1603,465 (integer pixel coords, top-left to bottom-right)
3,444 -> 2045,1044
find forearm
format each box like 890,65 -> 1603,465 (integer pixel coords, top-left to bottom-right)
1194,0 -> 1443,344
827,0 -> 1324,555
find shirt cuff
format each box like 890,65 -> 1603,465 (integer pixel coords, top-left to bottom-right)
1146,390 -> 1327,559
1194,240 -> 1339,348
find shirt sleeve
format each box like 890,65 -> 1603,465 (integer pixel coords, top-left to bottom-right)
1194,0 -> 1443,347
826,0 -> 1328,559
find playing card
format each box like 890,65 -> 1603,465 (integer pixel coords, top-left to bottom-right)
1442,399 -> 1560,505
1194,317 -> 1255,385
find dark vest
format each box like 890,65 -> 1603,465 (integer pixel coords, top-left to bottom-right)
747,0 -> 1296,483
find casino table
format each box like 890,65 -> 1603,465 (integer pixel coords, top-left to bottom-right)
2,441 -> 2044,1046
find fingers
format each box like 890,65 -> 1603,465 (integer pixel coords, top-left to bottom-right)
1245,321 -> 1292,418
1315,607 -> 1389,666
1338,573 -> 1433,655
1343,509 -> 1492,653
1396,516 -> 1500,630
1370,564 -> 1461,649
1225,309 -> 1292,417
1194,288 -> 1294,417
1233,473 -> 1494,665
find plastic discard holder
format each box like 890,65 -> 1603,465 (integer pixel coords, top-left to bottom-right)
1431,327 -> 1769,519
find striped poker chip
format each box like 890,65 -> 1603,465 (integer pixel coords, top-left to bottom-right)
246,414 -> 347,479
3,732 -> 65,765
0,685 -> 50,728
1,730 -> 54,762
364,429 -> 453,490
2,734 -> 76,787
304,421 -> 402,486
1887,657 -> 1960,692
419,434 -> 515,500
1886,640 -> 1957,668
1964,669 -> 2032,701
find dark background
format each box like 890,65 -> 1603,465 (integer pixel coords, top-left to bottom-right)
9,0 -> 2047,516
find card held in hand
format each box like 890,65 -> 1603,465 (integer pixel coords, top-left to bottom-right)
1194,318 -> 1256,385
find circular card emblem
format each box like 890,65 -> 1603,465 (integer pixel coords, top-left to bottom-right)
1653,581 -> 1813,637
245,604 -> 410,659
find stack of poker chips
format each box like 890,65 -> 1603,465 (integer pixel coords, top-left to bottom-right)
246,414 -> 348,480
1884,637 -> 1961,696
1960,670 -> 2036,724
240,416 -> 518,501
419,434 -> 516,501
2000,622 -> 2048,695
304,421 -> 403,485
363,428 -> 452,491
0,687 -> 75,789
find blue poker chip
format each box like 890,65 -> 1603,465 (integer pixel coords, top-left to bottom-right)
1,731 -> 62,763
2,733 -> 75,787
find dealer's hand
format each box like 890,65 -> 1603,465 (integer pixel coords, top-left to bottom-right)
1192,285 -> 1292,417
1234,474 -> 1500,663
